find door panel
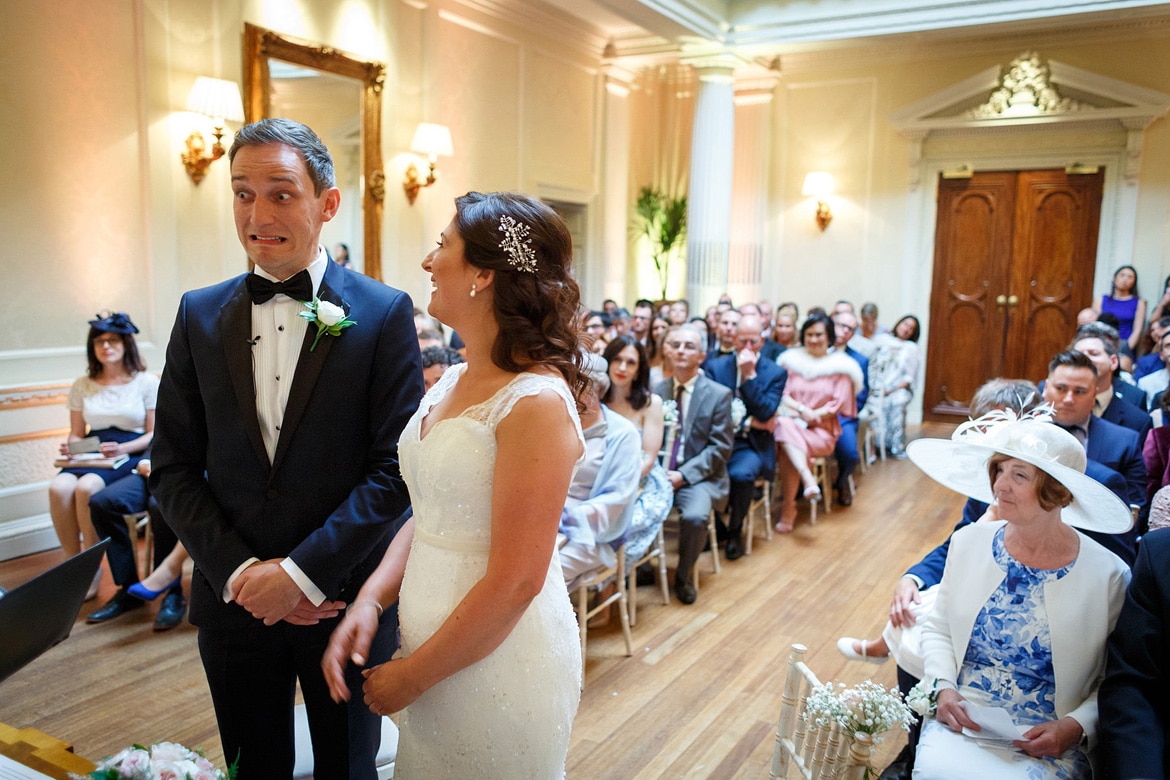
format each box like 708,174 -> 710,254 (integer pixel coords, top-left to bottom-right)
923,169 -> 1103,421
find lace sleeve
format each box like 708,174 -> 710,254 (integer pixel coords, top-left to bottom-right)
483,374 -> 584,452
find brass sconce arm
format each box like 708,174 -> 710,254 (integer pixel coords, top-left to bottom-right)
182,124 -> 228,185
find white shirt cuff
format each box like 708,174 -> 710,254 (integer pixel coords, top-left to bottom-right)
903,573 -> 926,589
280,558 -> 327,607
223,557 -> 260,603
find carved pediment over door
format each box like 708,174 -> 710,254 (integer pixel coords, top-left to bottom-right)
890,51 -> 1170,189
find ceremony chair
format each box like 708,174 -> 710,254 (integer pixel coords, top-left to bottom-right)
122,510 -> 153,579
292,702 -> 398,779
770,643 -> 876,780
625,524 -> 669,626
745,477 -> 772,554
575,542 -> 633,665
807,459 -> 833,524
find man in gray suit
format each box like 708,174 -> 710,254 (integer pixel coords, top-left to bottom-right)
654,323 -> 733,604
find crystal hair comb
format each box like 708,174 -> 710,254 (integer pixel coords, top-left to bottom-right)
498,214 -> 538,273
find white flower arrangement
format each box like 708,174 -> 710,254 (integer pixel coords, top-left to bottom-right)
83,742 -> 235,780
906,677 -> 941,718
731,397 -> 748,433
300,297 -> 355,351
803,680 -> 914,739
664,397 -> 683,428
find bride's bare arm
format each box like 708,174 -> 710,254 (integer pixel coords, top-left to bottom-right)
360,389 -> 579,714
322,517 -> 415,702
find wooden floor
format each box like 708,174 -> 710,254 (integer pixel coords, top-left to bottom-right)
0,423 -> 965,778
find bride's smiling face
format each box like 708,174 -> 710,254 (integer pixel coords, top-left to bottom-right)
422,218 -> 476,323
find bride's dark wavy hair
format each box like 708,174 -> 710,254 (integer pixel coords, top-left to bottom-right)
453,191 -> 586,406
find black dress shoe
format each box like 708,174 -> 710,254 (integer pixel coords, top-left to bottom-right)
86,589 -> 145,624
153,590 -> 187,631
725,537 -> 744,561
674,580 -> 697,605
635,563 -> 658,587
838,481 -> 853,507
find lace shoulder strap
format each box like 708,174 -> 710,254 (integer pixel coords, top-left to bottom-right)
475,373 -> 583,444
419,361 -> 466,416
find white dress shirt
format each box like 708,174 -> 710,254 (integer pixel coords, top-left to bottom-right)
223,249 -> 329,606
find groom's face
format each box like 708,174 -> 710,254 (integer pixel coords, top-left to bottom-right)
231,142 -> 340,279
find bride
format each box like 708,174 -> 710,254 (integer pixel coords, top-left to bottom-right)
322,191 -> 586,778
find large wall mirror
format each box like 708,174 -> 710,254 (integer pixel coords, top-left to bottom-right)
243,23 -> 387,280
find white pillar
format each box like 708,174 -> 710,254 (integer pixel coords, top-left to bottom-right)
601,63 -> 634,307
684,55 -> 738,311
728,72 -> 780,307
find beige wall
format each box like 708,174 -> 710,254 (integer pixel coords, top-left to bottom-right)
3,1 -> 1170,559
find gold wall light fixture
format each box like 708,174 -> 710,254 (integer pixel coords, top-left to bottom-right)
404,123 -> 454,205
182,77 -> 245,185
802,171 -> 834,231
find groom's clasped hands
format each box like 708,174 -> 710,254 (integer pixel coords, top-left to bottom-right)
233,559 -> 346,626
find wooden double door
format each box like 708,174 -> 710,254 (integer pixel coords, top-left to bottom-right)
923,169 -> 1104,421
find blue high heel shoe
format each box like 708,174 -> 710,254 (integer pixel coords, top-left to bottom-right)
127,575 -> 181,602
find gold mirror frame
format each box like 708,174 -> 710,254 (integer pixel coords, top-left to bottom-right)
243,23 -> 387,280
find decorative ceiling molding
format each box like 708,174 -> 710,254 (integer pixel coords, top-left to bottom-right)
454,0 -> 613,58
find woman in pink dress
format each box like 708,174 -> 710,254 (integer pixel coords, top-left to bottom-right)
772,312 -> 864,531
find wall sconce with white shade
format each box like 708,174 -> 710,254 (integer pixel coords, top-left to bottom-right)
404,123 -> 454,205
182,77 -> 245,185
802,171 -> 835,231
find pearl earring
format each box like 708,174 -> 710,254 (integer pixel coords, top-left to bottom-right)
469,284 -> 477,298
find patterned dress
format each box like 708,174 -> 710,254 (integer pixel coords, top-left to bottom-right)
915,527 -> 1091,780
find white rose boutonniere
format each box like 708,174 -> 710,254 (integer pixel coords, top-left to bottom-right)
906,678 -> 940,718
662,399 -> 680,427
300,298 -> 356,351
731,397 -> 748,434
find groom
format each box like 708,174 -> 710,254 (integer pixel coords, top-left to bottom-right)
150,119 -> 422,779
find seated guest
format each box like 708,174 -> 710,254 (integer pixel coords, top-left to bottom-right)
420,345 -> 465,392
831,310 -> 869,507
1139,328 -> 1170,408
584,309 -> 612,354
687,317 -> 711,352
1043,349 -> 1146,518
702,313 -> 786,559
1100,528 -> 1170,780
771,312 -> 861,532
1149,485 -> 1170,532
708,308 -> 740,359
51,311 -> 157,599
86,457 -> 188,630
416,327 -> 445,350
630,299 -> 655,347
654,324 -> 733,604
648,314 -> 671,386
668,299 -> 690,326
558,354 -> 642,589
1070,322 -> 1150,422
601,336 -> 673,564
611,307 -> 632,338
1133,315 -> 1170,380
859,315 -> 920,458
913,417 -> 1132,780
767,311 -> 795,360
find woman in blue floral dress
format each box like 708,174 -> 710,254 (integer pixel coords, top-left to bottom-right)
907,414 -> 1132,779
601,336 -> 673,562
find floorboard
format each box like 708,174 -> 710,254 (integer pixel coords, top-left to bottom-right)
0,423 -> 965,776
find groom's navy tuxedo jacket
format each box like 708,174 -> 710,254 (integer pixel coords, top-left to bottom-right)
151,260 -> 423,629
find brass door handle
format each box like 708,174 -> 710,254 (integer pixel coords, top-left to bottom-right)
1008,295 -> 1019,307
996,294 -> 1007,306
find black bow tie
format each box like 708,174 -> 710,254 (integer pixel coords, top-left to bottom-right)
245,270 -> 313,304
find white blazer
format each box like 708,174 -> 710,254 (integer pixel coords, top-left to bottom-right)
920,520 -> 1130,748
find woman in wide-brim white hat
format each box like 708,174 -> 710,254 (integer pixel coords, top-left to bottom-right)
909,411 -> 1132,780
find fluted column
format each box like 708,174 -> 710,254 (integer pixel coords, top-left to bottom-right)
728,70 -> 780,306
683,55 -> 738,311
601,62 -> 635,306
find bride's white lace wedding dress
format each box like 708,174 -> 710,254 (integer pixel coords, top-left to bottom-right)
394,364 -> 583,778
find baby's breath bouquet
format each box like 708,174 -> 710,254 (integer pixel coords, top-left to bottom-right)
804,680 -> 914,738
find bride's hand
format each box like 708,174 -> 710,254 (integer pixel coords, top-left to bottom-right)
362,657 -> 425,715
321,603 -> 381,703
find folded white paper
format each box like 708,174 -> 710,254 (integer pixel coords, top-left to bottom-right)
959,701 -> 1029,748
